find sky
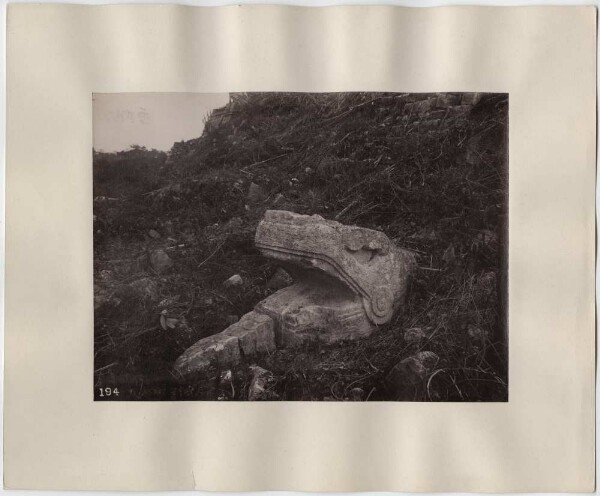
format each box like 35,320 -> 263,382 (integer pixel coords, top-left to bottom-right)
92,93 -> 230,152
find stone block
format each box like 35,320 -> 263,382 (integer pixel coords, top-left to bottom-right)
174,311 -> 275,375
176,210 -> 417,375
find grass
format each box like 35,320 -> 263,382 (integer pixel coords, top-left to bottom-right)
93,92 -> 508,401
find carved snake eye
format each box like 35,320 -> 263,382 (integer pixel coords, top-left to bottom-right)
344,229 -> 390,257
343,229 -> 367,252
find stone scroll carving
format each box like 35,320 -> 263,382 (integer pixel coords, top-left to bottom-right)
175,210 -> 416,375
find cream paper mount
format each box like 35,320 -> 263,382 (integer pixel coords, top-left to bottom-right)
4,4 -> 596,492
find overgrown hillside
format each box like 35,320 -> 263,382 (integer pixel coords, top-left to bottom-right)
94,92 -> 508,401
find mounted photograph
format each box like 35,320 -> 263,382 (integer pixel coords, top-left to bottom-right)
93,92 -> 508,401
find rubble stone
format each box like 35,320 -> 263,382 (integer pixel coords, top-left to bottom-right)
150,250 -> 173,274
223,274 -> 243,287
386,351 -> 439,401
248,365 -> 278,400
247,182 -> 267,203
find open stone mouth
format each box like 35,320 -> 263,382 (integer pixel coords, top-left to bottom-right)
174,210 -> 417,376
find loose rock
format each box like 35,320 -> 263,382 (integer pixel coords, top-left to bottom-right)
150,250 -> 173,274
386,351 -> 439,401
148,229 -> 161,239
248,365 -> 278,401
247,182 -> 267,203
224,274 -> 243,287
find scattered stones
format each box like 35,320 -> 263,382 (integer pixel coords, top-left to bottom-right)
150,249 -> 173,274
223,274 -> 243,288
247,182 -> 267,203
266,268 -> 293,291
148,229 -> 161,239
248,365 -> 278,401
386,351 -> 439,401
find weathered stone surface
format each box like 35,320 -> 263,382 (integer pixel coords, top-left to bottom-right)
247,182 -> 267,203
223,274 -> 243,287
256,281 -> 372,347
386,351 -> 439,401
150,249 -> 173,274
255,210 -> 416,325
176,210 -> 417,375
174,311 -> 276,375
248,365 -> 278,400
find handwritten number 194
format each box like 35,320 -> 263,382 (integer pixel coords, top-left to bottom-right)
98,387 -> 119,397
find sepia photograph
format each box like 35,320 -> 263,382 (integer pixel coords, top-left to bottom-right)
93,92 -> 508,401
